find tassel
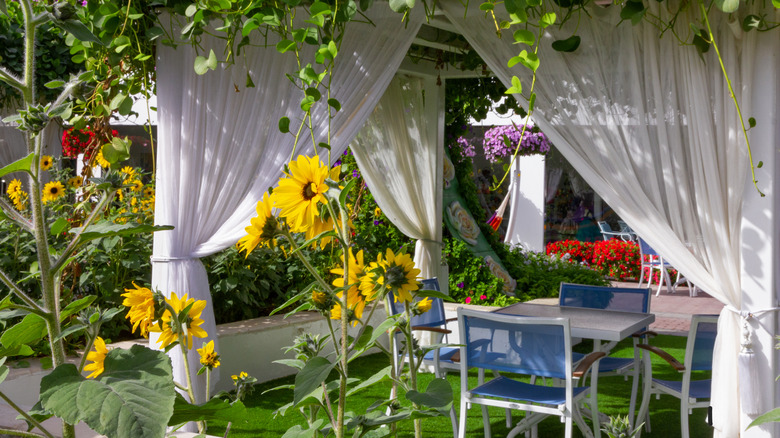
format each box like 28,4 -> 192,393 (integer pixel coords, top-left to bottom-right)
738,313 -> 761,415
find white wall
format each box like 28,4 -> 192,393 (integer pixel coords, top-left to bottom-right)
504,155 -> 546,252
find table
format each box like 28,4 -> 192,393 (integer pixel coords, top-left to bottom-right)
495,302 -> 656,438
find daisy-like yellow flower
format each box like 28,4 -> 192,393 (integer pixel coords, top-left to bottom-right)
237,192 -> 277,257
378,249 -> 421,303
197,340 -> 221,369
84,337 -> 108,378
374,207 -> 382,217
330,249 -> 372,326
120,166 -> 136,177
232,371 -> 248,382
40,155 -> 53,171
67,176 -> 82,189
128,179 -> 143,192
416,297 -> 433,314
312,290 -> 328,305
149,292 -> 208,350
272,155 -> 330,232
12,192 -> 28,211
42,181 -> 65,204
142,186 -> 154,198
121,282 -> 155,338
95,149 -> 110,168
6,179 -> 22,201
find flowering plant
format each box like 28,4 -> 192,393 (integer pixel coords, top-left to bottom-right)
237,155 -> 452,438
482,124 -> 551,163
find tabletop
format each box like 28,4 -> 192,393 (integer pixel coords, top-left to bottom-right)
495,302 -> 655,342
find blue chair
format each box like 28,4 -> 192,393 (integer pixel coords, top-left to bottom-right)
636,315 -> 717,438
386,278 -> 458,436
559,283 -> 653,427
456,308 -> 605,438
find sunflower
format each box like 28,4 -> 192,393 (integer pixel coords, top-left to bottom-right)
6,179 -> 22,200
67,176 -> 82,189
84,337 -> 108,378
128,179 -> 143,192
42,181 -> 65,204
143,186 -> 155,198
149,292 -> 208,350
272,155 -> 330,232
40,155 -> 53,171
121,282 -> 155,338
378,248 -> 421,303
95,149 -> 110,168
120,166 -> 136,177
374,207 -> 382,217
197,340 -> 221,369
330,249 -> 373,325
416,297 -> 432,314
12,192 -> 28,211
237,192 -> 277,257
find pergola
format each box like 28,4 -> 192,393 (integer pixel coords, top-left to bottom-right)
149,4 -> 780,437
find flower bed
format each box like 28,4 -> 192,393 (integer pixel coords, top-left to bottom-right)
547,239 -> 641,281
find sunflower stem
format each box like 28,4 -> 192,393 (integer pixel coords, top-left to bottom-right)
403,301 -> 423,438
78,331 -> 97,373
179,343 -> 206,434
0,390 -> 55,438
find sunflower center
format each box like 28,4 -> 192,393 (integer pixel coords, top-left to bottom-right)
302,182 -> 318,201
384,265 -> 406,288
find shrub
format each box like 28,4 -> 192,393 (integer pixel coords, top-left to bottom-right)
445,238 -> 516,307
506,247 -> 608,300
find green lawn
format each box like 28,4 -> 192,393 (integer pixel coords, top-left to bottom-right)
207,334 -> 712,437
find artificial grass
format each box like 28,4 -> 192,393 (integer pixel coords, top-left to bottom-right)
207,334 -> 713,437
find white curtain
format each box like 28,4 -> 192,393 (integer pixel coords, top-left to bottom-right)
350,75 -> 443,279
153,6 -> 423,405
545,167 -> 562,203
442,2 -> 766,435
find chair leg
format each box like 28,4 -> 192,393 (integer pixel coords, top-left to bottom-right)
449,404 -> 458,438
481,404 -> 492,438
457,398 -> 468,438
628,361 -> 640,428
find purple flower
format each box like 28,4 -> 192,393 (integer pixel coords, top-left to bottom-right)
457,282 -> 465,289
373,220 -> 382,225
482,124 -> 550,163
333,159 -> 342,166
352,170 -> 359,178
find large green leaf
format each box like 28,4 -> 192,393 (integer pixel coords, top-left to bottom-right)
169,395 -> 246,425
404,378 -> 453,412
69,222 -> 173,245
60,295 -> 97,321
714,0 -> 739,13
40,345 -> 175,438
294,356 -> 336,406
0,153 -> 34,178
54,18 -> 104,45
749,407 -> 780,428
1,314 -> 47,349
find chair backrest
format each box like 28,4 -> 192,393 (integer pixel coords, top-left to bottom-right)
617,220 -> 632,233
387,278 -> 446,328
457,308 -> 572,379
559,283 -> 651,314
638,238 -> 658,257
685,314 -> 718,371
597,221 -> 612,233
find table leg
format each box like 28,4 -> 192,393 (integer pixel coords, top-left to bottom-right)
591,340 -> 602,438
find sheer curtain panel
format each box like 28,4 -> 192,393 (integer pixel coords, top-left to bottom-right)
350,75 -> 444,278
153,6 -> 422,406
441,2 -> 765,436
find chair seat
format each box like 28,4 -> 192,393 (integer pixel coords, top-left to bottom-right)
572,352 -> 633,373
470,376 -> 589,406
422,346 -> 459,363
653,378 -> 711,399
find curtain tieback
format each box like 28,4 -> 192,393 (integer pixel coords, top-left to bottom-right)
150,255 -> 198,263
724,305 -> 780,415
417,239 -> 443,247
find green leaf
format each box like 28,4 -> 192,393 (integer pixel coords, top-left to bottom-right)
53,324 -> 88,342
404,378 -> 453,411
55,19 -> 104,45
1,314 -> 47,349
305,87 -> 322,101
294,357 -> 336,406
246,73 -> 255,88
479,2 -> 494,11
757,161 -> 763,168
749,407 -> 780,429
102,137 -> 131,165
620,1 -> 645,25
309,2 -> 333,17
551,35 -> 581,52
169,395 -> 246,425
518,50 -> 540,72
51,217 -> 69,236
505,76 -> 522,95
0,153 -> 34,178
389,0 -> 415,12
714,0 -> 739,13
415,289 -> 454,302
279,116 -> 291,133
276,39 -> 296,53
194,50 -> 218,75
109,93 -> 127,111
539,13 -> 556,28
281,420 -> 325,438
69,222 -> 174,246
273,359 -> 306,370
0,0 -> 6,15
346,366 -> 392,396
60,295 -> 97,321
0,345 -> 34,357
529,92 -> 536,112
327,98 -> 341,111
774,0 -> 780,8
513,29 -> 535,46
748,117 -> 756,128
40,345 -> 175,438
45,80 -> 65,89
0,359 -> 8,385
